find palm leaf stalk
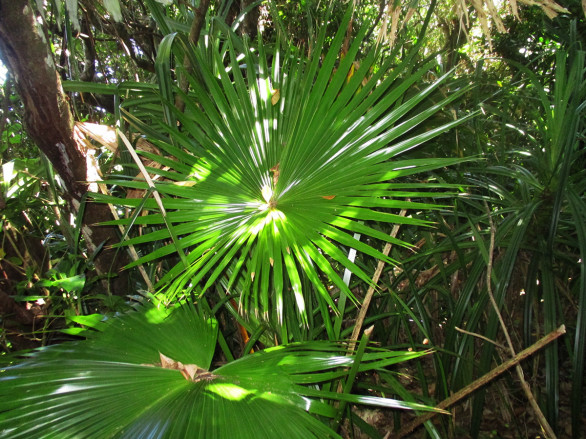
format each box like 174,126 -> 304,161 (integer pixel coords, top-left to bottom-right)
94,8 -> 474,334
0,301 -> 444,438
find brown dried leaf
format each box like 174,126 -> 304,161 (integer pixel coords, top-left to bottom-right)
271,89 -> 280,105
75,122 -> 117,152
270,163 -> 280,186
159,352 -> 179,370
172,180 -> 197,187
485,0 -> 506,33
158,352 -> 212,382
180,364 -> 200,381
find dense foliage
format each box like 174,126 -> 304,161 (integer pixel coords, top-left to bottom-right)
1,1 -> 585,438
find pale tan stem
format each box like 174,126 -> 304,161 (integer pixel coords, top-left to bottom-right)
483,201 -> 557,439
348,209 -> 407,352
454,326 -> 507,350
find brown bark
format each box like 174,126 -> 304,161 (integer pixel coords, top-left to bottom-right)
240,0 -> 260,39
0,288 -> 36,326
0,0 -> 128,294
224,0 -> 260,39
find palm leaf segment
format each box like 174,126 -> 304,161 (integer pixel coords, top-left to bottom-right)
102,9 -> 471,321
0,303 -> 437,438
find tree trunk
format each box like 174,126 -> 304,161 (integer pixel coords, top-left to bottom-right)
241,0 -> 260,39
0,0 -> 129,295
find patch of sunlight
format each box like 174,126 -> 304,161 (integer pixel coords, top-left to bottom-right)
262,117 -> 270,140
250,209 -> 285,234
268,209 -> 285,221
505,123 -> 525,136
249,145 -> 262,168
219,170 -> 242,185
2,161 -> 16,190
261,184 -> 272,203
262,345 -> 286,353
292,287 -> 306,315
393,164 -> 417,171
189,160 -> 212,182
0,61 -> 7,84
207,383 -> 252,401
279,179 -> 301,198
277,354 -> 349,368
53,383 -> 90,395
251,88 -> 259,117
144,307 -> 167,324
254,121 -> 265,148
258,77 -> 271,102
271,218 -> 281,235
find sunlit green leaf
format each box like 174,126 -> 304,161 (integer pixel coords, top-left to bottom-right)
0,303 -> 440,438
100,7 -> 472,325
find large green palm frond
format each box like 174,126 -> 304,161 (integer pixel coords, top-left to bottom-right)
0,302 -> 439,438
96,8 -> 473,323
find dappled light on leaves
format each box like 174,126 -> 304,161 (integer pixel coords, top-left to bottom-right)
93,7 -> 473,325
0,303 -> 438,438
207,383 -> 252,401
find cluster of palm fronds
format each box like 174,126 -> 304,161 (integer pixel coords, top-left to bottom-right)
0,5 -> 472,437
1,1 -> 585,438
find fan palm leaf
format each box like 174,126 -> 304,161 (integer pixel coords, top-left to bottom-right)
95,7 -> 473,324
0,302 -> 440,438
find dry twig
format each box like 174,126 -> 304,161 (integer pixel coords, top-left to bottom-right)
483,201 -> 557,439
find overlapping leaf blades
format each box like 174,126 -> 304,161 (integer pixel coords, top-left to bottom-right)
96,9 -> 471,322
0,303 -> 437,438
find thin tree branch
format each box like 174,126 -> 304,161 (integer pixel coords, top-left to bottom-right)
364,0 -> 386,43
454,326 -> 507,350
